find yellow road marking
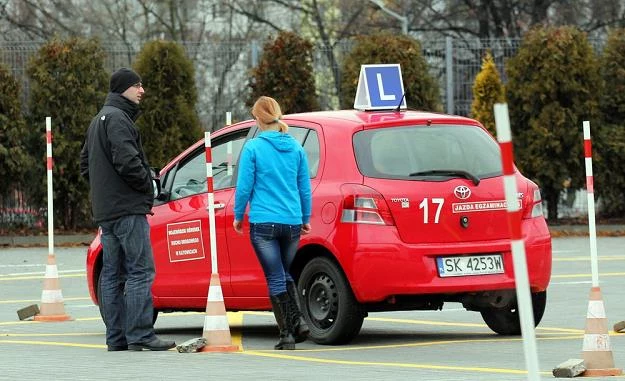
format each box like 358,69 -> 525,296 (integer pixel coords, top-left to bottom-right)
240,350 -> 551,375
0,340 -> 105,349
552,272 -> 625,279
0,297 -> 90,304
368,316 -> 487,328
554,256 -> 625,262
2,332 -> 102,337
0,273 -> 85,281
229,312 -> 243,348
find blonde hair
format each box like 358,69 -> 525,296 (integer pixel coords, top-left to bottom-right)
251,96 -> 289,133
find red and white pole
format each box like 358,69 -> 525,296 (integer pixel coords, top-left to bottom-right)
46,117 -> 54,252
579,121 -> 621,377
35,117 -> 71,321
494,103 -> 540,380
583,121 -> 599,287
201,131 -> 238,352
204,131 -> 218,274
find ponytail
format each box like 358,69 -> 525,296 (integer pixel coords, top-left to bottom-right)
252,96 -> 289,132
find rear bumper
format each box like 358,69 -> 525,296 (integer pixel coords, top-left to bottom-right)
335,218 -> 552,303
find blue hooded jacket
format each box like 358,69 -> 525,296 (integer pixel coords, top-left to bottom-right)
234,130 -> 312,225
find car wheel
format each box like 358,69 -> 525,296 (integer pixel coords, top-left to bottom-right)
299,257 -> 364,345
96,272 -> 159,325
480,290 -> 547,335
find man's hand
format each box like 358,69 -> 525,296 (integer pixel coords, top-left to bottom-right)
233,219 -> 243,234
301,223 -> 311,235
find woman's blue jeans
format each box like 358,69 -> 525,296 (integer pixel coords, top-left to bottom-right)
250,222 -> 301,296
99,214 -> 156,347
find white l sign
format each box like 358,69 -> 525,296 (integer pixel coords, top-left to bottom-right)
354,64 -> 406,110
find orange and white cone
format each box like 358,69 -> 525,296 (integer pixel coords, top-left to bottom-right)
33,254 -> 72,322
581,287 -> 622,377
200,273 -> 239,352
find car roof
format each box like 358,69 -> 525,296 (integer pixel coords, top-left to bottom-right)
283,109 -> 481,128
161,109 -> 485,175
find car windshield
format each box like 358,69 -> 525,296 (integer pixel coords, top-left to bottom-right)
353,124 -> 502,181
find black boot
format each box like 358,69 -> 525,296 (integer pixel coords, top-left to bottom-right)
286,281 -> 309,343
270,292 -> 295,350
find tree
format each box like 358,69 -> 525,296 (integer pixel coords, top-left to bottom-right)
595,28 -> 625,217
506,26 -> 602,222
134,39 -> 202,168
340,34 -> 441,111
0,0 -> 213,43
246,31 -> 319,114
470,50 -> 505,136
26,37 -> 108,229
0,63 -> 31,199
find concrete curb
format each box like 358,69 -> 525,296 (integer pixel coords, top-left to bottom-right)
549,224 -> 625,237
0,225 -> 624,248
0,234 -> 95,247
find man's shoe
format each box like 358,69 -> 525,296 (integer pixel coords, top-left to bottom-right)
128,338 -> 176,351
107,345 -> 128,351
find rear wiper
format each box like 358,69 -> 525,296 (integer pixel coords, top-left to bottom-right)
408,169 -> 480,186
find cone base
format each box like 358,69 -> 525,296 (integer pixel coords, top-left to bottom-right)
200,344 -> 240,353
583,368 -> 623,377
33,314 -> 72,322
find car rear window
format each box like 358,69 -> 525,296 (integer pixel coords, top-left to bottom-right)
353,124 -> 502,180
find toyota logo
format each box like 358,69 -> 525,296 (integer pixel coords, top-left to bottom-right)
454,185 -> 471,200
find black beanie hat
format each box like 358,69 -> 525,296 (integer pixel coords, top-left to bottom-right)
109,67 -> 141,94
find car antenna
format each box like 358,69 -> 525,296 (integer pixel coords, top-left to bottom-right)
395,92 -> 406,112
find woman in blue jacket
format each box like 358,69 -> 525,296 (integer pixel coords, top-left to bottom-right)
233,96 -> 312,350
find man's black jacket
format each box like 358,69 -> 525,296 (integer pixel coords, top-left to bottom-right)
80,93 -> 153,223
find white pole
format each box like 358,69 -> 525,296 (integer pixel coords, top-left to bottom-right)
494,104 -> 541,381
46,117 -> 54,252
583,121 -> 599,287
204,131 -> 218,274
226,112 -> 233,176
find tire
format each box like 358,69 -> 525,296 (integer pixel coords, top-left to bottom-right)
96,272 -> 158,325
299,257 -> 364,345
480,290 -> 547,335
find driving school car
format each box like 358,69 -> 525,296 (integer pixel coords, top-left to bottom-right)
86,108 -> 551,345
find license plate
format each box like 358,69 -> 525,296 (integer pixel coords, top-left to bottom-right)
436,254 -> 504,277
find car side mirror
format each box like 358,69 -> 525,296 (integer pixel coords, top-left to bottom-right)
150,167 -> 165,200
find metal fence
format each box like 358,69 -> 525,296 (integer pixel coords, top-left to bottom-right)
0,37 -> 602,228
0,37 -> 605,127
0,188 -> 45,231
0,38 -> 524,128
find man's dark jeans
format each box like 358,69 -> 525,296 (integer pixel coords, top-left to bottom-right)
99,214 -> 156,347
250,222 -> 301,296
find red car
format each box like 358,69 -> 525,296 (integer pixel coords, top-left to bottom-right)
86,109 -> 552,345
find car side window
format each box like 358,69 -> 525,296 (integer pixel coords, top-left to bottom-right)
170,152 -> 206,200
251,126 -> 320,178
211,133 -> 247,190
302,130 -> 320,178
170,130 -> 248,200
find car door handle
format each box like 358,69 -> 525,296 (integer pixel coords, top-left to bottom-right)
212,202 -> 226,209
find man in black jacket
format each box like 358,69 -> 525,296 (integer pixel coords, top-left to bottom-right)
80,68 -> 175,352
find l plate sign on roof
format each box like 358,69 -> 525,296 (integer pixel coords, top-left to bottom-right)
354,64 -> 407,111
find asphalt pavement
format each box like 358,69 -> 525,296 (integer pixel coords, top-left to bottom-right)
3,236 -> 625,380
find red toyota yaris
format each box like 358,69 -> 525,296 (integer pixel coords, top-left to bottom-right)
86,109 -> 552,345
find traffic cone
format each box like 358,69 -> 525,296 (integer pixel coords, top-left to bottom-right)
33,253 -> 72,322
200,273 -> 239,352
581,287 -> 622,377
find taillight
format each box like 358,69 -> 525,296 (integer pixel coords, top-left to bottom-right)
523,188 -> 544,219
340,184 -> 395,225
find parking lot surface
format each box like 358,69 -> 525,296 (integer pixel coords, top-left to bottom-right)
2,236 -> 625,380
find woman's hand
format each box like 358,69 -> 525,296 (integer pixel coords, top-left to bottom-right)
233,219 -> 243,234
301,223 -> 311,235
